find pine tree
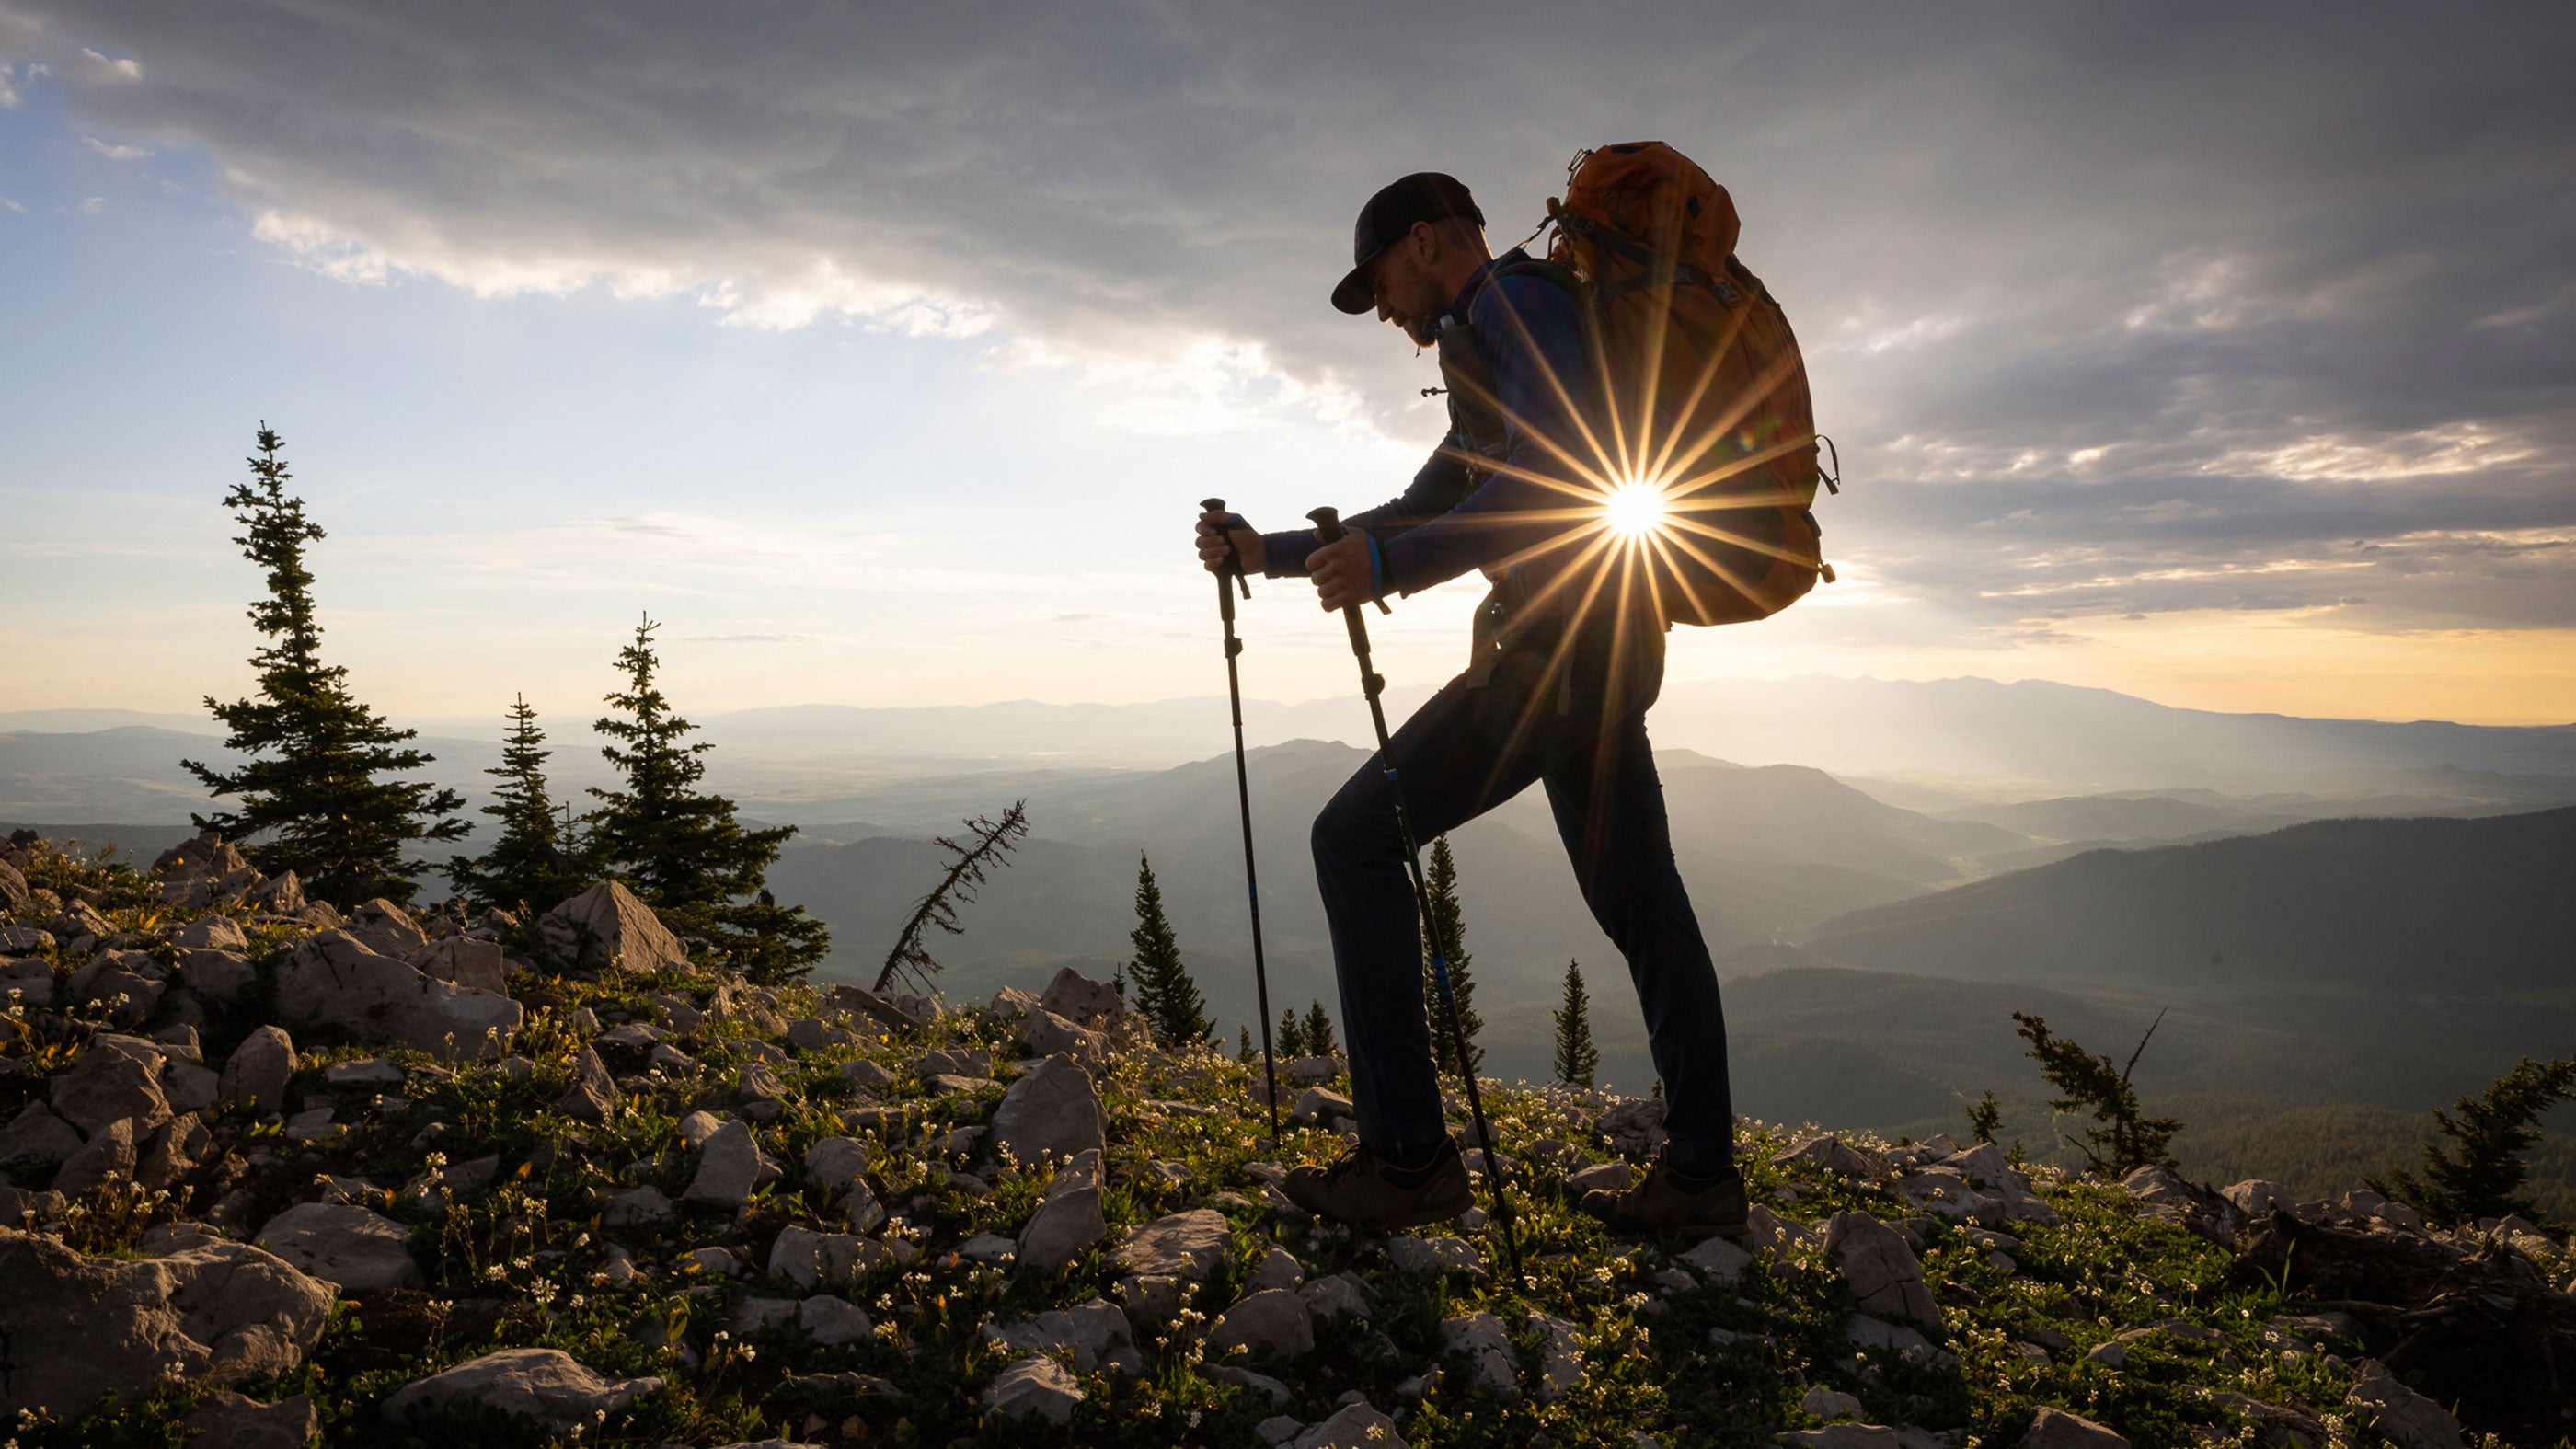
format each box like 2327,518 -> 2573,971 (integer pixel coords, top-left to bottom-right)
442,694 -> 586,915
2012,1010 -> 2182,1175
587,615 -> 829,981
1237,1025 -> 1256,1064
2370,1054 -> 2576,1227
1304,998 -> 1338,1058
1552,959 -> 1599,1087
183,424 -> 466,908
1124,854 -> 1210,1047
1276,1008 -> 1307,1059
1420,835 -> 1485,1077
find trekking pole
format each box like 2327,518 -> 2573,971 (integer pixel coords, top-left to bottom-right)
1306,506 -> 1524,1280
1203,498 -> 1283,1148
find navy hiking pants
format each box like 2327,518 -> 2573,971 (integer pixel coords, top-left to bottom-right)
1308,618 -> 1737,1178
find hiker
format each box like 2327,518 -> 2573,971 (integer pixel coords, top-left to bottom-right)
1193,171 -> 1747,1239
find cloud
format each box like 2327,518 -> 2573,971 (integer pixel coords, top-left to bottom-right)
0,196 -> 23,213
17,1 -> 2574,637
84,134 -> 146,158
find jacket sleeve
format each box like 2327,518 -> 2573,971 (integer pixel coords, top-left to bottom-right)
1260,441 -> 1476,578
1373,273 -> 1601,596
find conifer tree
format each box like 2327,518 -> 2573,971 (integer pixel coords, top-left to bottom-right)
1304,998 -> 1338,1058
1124,854 -> 1210,1047
1553,959 -> 1599,1087
442,694 -> 586,914
2370,1054 -> 2576,1226
1237,1025 -> 1256,1064
1420,835 -> 1485,1077
184,424 -> 466,908
1276,1008 -> 1307,1059
587,615 -> 829,981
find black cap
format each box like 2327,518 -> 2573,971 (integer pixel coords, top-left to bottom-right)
1330,172 -> 1484,315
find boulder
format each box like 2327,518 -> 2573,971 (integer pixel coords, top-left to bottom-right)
1529,1311 -> 1584,1401
800,1294 -> 874,1346
0,1230 -> 333,1418
2345,1360 -> 2465,1449
52,1117 -> 140,1196
2020,1408 -> 2130,1449
684,1119 -> 782,1206
981,1297 -> 1139,1374
254,1202 -> 423,1292
991,1053 -> 1105,1166
183,1390 -> 318,1449
604,1185 -> 674,1225
0,1100 -> 86,1174
174,915 -> 249,952
766,1225 -> 892,1289
1,956 -> 52,1007
1824,1211 -> 1938,1325
412,935 -> 509,994
1015,1008 -> 1107,1064
983,1354 -> 1083,1425
1566,1160 -> 1633,1194
1293,1403 -> 1409,1449
176,949 -> 256,1004
555,1046 -> 619,1122
1209,1288 -> 1315,1361
381,1348 -> 662,1430
1777,1430 -> 1901,1449
1246,1245 -> 1305,1293
275,931 -> 520,1057
1019,1147 -> 1108,1273
1775,1134 -> 1878,1179
219,1027 -> 297,1113
343,898 -> 430,959
1679,1234 -> 1753,1285
1115,1208 -> 1230,1282
1037,965 -> 1123,1024
1300,1274 -> 1370,1321
1442,1310 -> 1517,1398
50,1033 -> 174,1138
1387,1234 -> 1487,1276
1291,1087 -> 1354,1126
538,880 -> 689,972
802,1135 -> 871,1192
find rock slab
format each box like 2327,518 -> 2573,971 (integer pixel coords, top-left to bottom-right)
381,1347 -> 662,1430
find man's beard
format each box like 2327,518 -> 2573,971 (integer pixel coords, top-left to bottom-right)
1403,315 -> 1440,348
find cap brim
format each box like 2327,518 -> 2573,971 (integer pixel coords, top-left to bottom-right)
1330,258 -> 1377,315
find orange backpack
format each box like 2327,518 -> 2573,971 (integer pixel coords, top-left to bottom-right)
1542,142 -> 1837,627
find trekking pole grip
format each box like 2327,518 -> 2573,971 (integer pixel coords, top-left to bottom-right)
1305,507 -> 1392,617
1202,497 -> 1251,599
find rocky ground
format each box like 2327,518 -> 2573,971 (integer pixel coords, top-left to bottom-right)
2,831 -> 2569,1449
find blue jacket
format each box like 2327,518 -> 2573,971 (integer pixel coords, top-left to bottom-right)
1264,248 -> 1605,609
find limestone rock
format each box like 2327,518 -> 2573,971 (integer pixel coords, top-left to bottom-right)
219,1026 -> 297,1112
2020,1408 -> 2129,1449
684,1119 -> 782,1206
50,1033 -> 174,1138
983,1354 -> 1083,1425
412,935 -> 508,994
174,915 -> 249,952
2224,1179 -> 2292,1216
1291,1087 -> 1354,1126
1293,1403 -> 1409,1449
1210,1288 -> 1315,1361
1566,1159 -> 1633,1194
1015,1007 -> 1107,1064
801,1294 -> 874,1346
343,899 -> 429,959
1300,1273 -> 1370,1320
276,931 -> 520,1058
381,1347 -> 662,1430
52,1117 -> 140,1196
1387,1234 -> 1486,1276
1680,1233 -> 1753,1285
539,880 -> 689,972
1775,1134 -> 1878,1179
1115,1207 -> 1230,1282
183,1390 -> 318,1449
2345,1360 -> 2465,1449
1825,1211 -> 1938,1325
1,956 -> 52,1007
991,1053 -> 1105,1167
176,949 -> 256,1004
555,1046 -> 619,1122
1442,1309 -> 1517,1398
1802,1386 -> 1866,1420
767,1225 -> 892,1289
255,1202 -> 423,1292
605,1185 -> 673,1225
981,1297 -> 1139,1374
803,1135 -> 871,1192
1777,1429 -> 1900,1449
1037,964 -> 1123,1024
0,1230 -> 333,1418
0,1100 -> 85,1174
1020,1147 -> 1108,1272
1246,1245 -> 1305,1293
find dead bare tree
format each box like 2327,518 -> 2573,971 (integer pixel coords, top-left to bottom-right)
874,801 -> 1029,994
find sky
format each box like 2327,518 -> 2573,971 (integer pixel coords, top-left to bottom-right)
3,2 -> 2572,731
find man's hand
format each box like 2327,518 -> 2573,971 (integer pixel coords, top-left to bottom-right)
1309,528 -> 1376,613
1197,509 -> 1264,576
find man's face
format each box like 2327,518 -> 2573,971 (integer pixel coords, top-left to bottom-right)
1368,226 -> 1447,348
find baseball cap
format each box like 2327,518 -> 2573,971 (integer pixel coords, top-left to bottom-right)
1329,172 -> 1485,315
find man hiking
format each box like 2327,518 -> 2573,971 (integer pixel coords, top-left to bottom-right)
1194,170 -> 1747,1239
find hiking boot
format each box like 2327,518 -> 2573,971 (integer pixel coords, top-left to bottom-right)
1281,1138 -> 1474,1229
1579,1156 -> 1750,1240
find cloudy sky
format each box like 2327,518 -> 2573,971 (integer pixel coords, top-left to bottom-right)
4,2 -> 2570,730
